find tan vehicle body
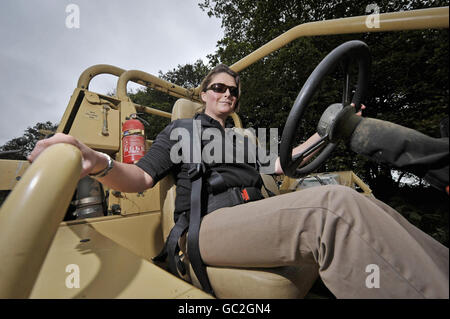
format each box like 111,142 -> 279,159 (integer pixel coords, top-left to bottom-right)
0,7 -> 448,299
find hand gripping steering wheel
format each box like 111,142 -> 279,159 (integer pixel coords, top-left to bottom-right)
280,40 -> 371,178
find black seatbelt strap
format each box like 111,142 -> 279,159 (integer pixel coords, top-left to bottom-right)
206,186 -> 264,213
207,170 -> 228,194
152,212 -> 189,277
187,163 -> 215,296
187,119 -> 215,295
166,213 -> 189,277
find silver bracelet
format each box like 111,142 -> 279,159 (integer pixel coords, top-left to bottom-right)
89,152 -> 114,178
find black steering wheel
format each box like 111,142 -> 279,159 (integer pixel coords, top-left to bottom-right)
280,40 -> 371,178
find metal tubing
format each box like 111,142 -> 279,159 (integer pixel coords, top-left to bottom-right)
0,144 -> 82,298
229,7 -> 449,73
77,64 -> 126,90
351,171 -> 372,195
134,104 -> 172,119
116,70 -> 197,102
75,8 -> 448,118
75,8 -> 448,101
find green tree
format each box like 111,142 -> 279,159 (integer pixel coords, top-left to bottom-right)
0,121 -> 58,207
161,59 -> 210,88
0,121 -> 58,160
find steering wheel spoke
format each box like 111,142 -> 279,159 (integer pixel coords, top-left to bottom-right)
341,58 -> 352,106
292,134 -> 329,167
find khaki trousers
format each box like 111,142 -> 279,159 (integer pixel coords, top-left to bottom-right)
198,185 -> 449,299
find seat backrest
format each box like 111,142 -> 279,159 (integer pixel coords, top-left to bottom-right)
171,98 -> 204,121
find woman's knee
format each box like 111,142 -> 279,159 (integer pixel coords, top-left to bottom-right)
281,184 -> 360,211
316,185 -> 369,217
322,184 -> 357,193
318,184 -> 361,202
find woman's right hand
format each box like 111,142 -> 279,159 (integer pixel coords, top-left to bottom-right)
27,133 -> 105,178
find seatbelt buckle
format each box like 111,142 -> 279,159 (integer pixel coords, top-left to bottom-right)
239,187 -> 264,203
241,189 -> 250,202
188,163 -> 204,179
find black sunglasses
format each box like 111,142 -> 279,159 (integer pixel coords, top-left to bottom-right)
206,83 -> 239,97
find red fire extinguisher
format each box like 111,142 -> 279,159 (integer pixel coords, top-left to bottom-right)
122,114 -> 146,164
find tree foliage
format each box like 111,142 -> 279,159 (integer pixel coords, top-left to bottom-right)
0,121 -> 58,206
0,121 -> 58,160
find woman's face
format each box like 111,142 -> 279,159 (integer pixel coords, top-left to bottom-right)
201,72 -> 238,117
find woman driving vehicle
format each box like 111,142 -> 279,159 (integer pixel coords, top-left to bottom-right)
28,64 -> 449,299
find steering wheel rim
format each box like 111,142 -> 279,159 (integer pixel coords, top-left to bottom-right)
280,40 -> 371,178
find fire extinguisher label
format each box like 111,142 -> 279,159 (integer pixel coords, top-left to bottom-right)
123,135 -> 145,164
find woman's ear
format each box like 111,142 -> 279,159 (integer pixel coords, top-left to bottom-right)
201,91 -> 207,103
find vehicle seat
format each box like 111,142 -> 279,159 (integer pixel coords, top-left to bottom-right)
158,98 -> 318,298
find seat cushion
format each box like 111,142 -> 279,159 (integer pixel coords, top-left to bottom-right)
188,263 -> 319,299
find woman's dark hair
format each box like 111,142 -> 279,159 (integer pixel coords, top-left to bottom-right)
200,64 -> 241,112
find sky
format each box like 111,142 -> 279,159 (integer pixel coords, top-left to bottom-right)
0,0 -> 224,145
